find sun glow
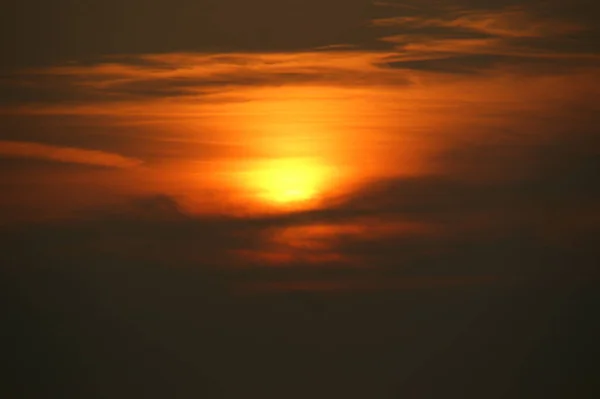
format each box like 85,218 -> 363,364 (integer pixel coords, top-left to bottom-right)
175,85 -> 427,214
248,157 -> 332,207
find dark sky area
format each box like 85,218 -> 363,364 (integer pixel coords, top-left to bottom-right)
2,0 -> 598,68
2,1 -> 599,398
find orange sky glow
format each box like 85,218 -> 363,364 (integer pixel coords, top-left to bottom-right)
1,45 -> 599,268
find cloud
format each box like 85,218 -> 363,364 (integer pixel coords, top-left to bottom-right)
0,189 -> 506,298
0,51 -> 409,110
371,2 -> 599,73
2,1 -> 599,110
0,140 -> 142,168
4,114 -> 597,281
373,7 -> 583,38
0,13 -> 595,117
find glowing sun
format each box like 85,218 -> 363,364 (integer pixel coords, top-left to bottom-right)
249,158 -> 331,207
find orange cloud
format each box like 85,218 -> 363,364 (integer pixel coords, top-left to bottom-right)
19,51 -> 395,92
0,140 -> 142,168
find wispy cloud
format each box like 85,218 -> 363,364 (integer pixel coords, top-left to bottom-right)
0,140 -> 142,168
371,3 -> 599,73
2,2 -> 599,111
6,51 -> 396,97
373,7 -> 584,38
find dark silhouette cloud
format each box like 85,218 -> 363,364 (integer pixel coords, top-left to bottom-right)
3,184 -> 598,398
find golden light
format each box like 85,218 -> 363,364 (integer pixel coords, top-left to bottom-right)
172,84 -> 432,215
246,157 -> 332,208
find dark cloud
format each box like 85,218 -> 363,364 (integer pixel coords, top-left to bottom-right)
380,52 -> 599,74
3,145 -> 599,397
381,54 -> 506,74
372,0 -> 600,74
3,126 -> 599,398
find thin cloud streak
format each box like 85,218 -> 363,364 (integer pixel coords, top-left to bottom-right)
0,140 -> 142,168
372,7 -> 585,38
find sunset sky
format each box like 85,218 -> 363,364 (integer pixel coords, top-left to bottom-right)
2,1 -> 599,398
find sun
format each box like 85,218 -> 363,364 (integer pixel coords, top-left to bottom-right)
249,157 -> 330,207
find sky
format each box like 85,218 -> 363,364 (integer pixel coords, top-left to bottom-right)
2,1 -> 600,398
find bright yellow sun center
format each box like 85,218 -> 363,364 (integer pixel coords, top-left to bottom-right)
250,158 -> 329,207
